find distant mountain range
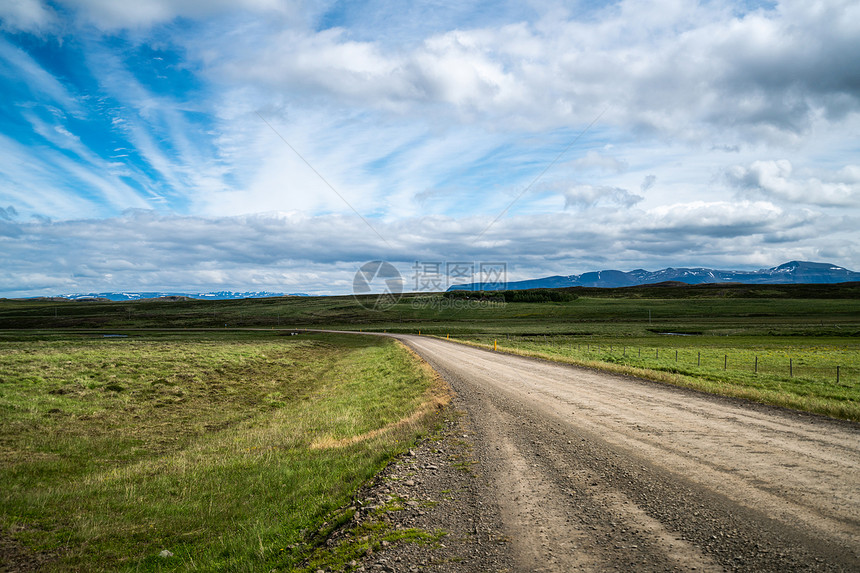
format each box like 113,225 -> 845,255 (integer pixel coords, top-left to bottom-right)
44,291 -> 307,301
449,261 -> 860,291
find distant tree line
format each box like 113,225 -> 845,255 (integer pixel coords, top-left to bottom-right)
443,289 -> 577,303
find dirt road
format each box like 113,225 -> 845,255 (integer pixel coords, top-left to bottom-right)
389,334 -> 860,572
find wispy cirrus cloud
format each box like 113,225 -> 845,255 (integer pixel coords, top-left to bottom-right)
1,0 -> 859,297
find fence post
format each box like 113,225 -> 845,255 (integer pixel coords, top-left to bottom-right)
837,366 -> 840,384
638,348 -> 641,358
755,356 -> 758,373
697,351 -> 700,366
790,358 -> 793,377
675,350 -> 678,362
724,355 -> 728,370
656,348 -> 659,359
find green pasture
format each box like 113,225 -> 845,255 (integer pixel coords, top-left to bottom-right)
0,332 -> 445,571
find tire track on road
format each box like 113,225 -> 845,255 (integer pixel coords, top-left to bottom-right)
398,334 -> 860,571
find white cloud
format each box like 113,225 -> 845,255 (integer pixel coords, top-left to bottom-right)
726,160 -> 860,206
563,184 -> 643,210
0,0 -> 56,34
201,0 -> 859,142
644,200 -> 789,237
58,0 -> 298,31
640,175 -> 656,192
567,151 -> 629,174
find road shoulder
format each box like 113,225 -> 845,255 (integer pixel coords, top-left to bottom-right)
302,393 -> 514,572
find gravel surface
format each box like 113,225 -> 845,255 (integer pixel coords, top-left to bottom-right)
339,334 -> 859,572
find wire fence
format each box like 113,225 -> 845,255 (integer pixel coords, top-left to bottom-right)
480,336 -> 858,385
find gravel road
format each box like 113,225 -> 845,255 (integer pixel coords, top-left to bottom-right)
361,334 -> 860,572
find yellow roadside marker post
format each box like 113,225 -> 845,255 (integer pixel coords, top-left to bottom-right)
494,339 -> 497,351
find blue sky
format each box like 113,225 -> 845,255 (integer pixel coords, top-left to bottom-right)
1,0 -> 858,296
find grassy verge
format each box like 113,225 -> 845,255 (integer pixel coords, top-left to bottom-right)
443,335 -> 860,422
0,331 -> 448,571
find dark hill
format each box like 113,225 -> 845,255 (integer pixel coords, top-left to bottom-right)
449,261 -> 860,291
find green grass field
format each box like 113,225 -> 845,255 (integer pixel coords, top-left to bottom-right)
0,332 -> 447,571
